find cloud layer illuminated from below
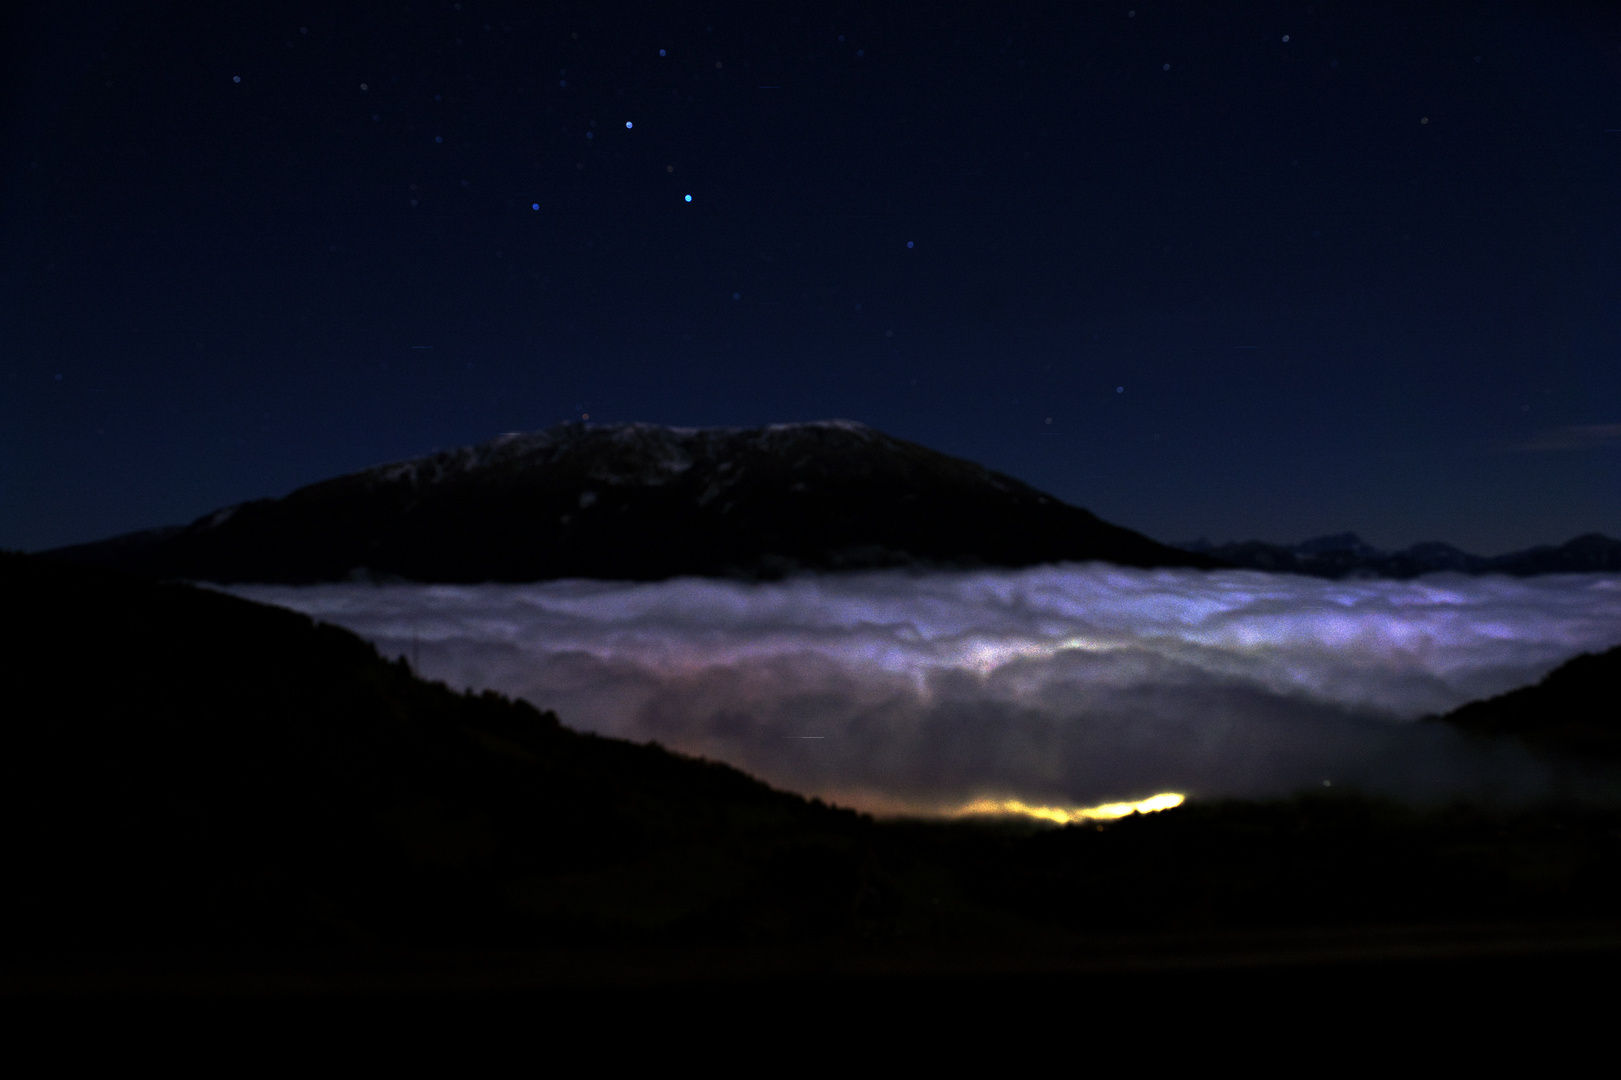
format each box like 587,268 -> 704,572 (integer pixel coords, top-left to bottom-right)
224,565 -> 1621,816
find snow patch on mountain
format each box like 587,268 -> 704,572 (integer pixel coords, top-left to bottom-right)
359,420 -> 883,490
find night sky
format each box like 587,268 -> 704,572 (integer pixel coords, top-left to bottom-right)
7,1 -> 1621,556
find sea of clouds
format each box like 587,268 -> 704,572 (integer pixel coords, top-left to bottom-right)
224,565 -> 1621,815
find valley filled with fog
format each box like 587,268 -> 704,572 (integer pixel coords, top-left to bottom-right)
226,565 -> 1621,816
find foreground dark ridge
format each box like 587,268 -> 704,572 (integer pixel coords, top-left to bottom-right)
1178,531 -> 1621,579
39,420 -> 1223,584
1431,643 -> 1621,757
5,551 -> 1621,966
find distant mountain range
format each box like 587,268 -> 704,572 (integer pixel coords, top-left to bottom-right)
38,421 -> 1620,584
41,420 -> 1221,584
1175,531 -> 1621,579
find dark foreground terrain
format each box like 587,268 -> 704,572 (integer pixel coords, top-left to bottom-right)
4,551 -> 1620,1047
1433,641 -> 1621,757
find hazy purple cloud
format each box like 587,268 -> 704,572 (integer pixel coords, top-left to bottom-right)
225,566 -> 1621,814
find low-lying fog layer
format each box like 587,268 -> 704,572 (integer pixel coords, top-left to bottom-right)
225,566 -> 1621,815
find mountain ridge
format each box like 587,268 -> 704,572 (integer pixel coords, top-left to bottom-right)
1176,531 -> 1621,579
1430,643 -> 1621,757
40,421 -> 1620,585
41,420 -> 1223,584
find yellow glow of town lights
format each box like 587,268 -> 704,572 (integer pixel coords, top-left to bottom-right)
950,792 -> 1185,825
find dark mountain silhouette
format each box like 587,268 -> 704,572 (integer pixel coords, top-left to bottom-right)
0,549 -> 876,956
40,421 -> 1223,584
1431,644 -> 1621,757
6,550 -> 1621,972
1177,531 -> 1621,579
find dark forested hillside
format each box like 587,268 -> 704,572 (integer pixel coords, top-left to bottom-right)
1433,644 -> 1621,757
1,550 -> 870,956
